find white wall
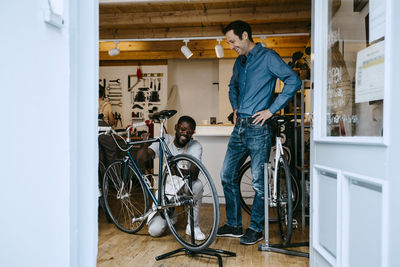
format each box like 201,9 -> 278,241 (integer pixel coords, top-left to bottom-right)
218,59 -> 236,123
0,1 -> 98,266
167,59 -> 219,131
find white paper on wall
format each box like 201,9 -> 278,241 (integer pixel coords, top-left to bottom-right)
369,0 -> 386,43
355,41 -> 385,103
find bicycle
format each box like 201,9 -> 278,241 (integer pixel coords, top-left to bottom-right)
237,115 -> 300,246
100,110 -> 219,252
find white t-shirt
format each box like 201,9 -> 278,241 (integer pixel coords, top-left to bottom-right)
149,134 -> 202,161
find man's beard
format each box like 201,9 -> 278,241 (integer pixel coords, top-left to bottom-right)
175,133 -> 190,147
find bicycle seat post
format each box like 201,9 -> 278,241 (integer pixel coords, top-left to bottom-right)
159,118 -> 166,138
126,125 -> 133,143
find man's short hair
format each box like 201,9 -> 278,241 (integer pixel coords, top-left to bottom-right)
222,20 -> 254,42
177,116 -> 196,130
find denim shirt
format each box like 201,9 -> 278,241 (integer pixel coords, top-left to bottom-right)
229,43 -> 301,117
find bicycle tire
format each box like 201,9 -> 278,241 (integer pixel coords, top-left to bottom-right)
238,161 -> 253,215
98,160 -> 112,222
161,154 -> 219,252
239,160 -> 300,215
276,155 -> 293,246
103,159 -> 149,234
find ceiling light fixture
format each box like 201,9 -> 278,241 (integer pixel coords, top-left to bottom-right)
181,39 -> 193,59
108,41 -> 120,56
215,38 -> 224,58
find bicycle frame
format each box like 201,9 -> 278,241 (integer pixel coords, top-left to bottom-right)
117,118 -> 193,222
271,122 -> 287,206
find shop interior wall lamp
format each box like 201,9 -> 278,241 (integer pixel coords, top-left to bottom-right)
108,41 -> 120,56
181,39 -> 193,59
101,33 -> 309,59
215,38 -> 224,58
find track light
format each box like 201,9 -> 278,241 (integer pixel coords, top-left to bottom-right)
215,38 -> 224,58
260,36 -> 267,47
181,39 -> 193,59
108,41 -> 120,56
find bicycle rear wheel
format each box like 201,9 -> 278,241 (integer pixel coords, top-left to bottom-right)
103,159 -> 149,234
276,156 -> 293,246
161,154 -> 219,252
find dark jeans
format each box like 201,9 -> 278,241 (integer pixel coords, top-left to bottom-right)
220,118 -> 271,232
98,120 -> 117,168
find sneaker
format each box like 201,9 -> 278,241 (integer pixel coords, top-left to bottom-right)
185,225 -> 206,241
216,224 -> 243,237
239,228 -> 263,245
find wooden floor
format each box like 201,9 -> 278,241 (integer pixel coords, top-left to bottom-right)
97,205 -> 309,267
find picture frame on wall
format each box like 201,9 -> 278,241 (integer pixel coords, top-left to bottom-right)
353,0 -> 368,12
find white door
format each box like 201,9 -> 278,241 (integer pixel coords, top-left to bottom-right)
310,0 -> 399,266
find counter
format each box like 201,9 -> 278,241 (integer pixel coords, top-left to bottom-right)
194,124 -> 234,203
195,124 -> 234,136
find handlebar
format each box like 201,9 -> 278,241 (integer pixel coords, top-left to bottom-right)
126,121 -> 148,142
98,109 -> 177,143
99,121 -> 148,142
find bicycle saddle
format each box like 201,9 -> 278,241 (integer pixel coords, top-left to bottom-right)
270,115 -> 291,125
150,110 -> 177,121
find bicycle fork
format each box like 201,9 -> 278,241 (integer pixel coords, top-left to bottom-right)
117,157 -> 132,200
270,136 -> 285,207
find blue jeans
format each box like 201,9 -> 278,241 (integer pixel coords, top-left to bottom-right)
220,118 -> 271,232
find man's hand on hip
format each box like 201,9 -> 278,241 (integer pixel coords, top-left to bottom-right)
252,109 -> 273,126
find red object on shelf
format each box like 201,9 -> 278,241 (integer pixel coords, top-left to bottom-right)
137,67 -> 142,80
146,120 -> 154,138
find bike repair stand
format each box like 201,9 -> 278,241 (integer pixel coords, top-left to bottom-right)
258,163 -> 309,257
156,247 -> 236,267
155,178 -> 236,267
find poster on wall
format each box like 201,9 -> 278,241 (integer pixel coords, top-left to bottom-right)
369,0 -> 386,43
355,40 -> 384,103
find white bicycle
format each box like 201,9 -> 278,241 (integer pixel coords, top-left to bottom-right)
238,115 -> 300,246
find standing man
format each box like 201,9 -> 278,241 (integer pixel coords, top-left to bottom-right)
137,115 -> 205,241
217,20 -> 301,245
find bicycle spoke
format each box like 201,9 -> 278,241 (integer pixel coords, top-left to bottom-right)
103,160 -> 148,234
161,154 -> 219,252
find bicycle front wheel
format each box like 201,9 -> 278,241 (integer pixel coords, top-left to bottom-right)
239,160 -> 300,215
103,160 -> 149,234
238,161 -> 253,215
276,156 -> 293,246
161,154 -> 219,252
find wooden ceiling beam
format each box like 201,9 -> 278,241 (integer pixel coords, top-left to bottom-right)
99,36 -> 310,52
100,0 -> 309,6
100,22 -> 310,39
99,46 -> 305,60
99,0 -> 311,13
100,9 -> 310,28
